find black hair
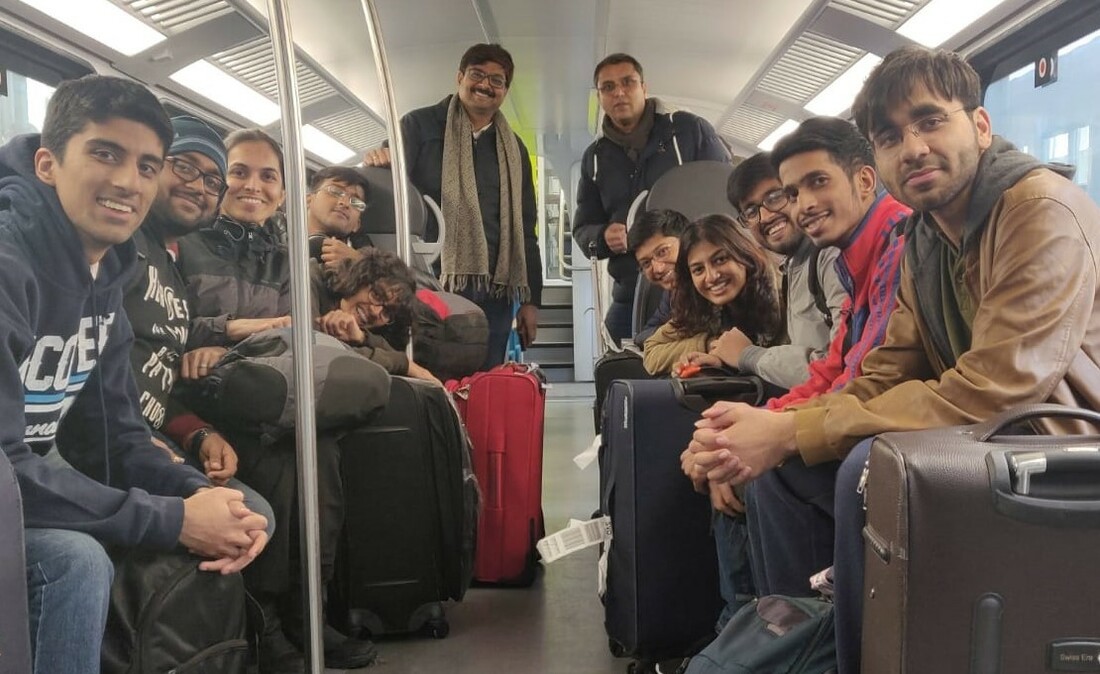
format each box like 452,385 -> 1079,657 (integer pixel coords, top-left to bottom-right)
459,43 -> 515,87
310,166 -> 370,203
593,53 -> 644,86
326,248 -> 416,334
41,74 -> 172,160
851,46 -> 981,140
727,151 -> 779,210
770,117 -> 875,176
669,214 -> 783,344
628,208 -> 690,251
224,128 -> 285,180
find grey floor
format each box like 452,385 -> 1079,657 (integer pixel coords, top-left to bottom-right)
332,395 -> 626,674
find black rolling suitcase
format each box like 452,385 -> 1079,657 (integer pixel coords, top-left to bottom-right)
600,376 -> 767,664
593,350 -> 652,432
330,377 -> 478,640
862,404 -> 1100,674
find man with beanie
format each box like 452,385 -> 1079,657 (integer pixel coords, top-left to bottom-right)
0,76 -> 268,673
573,53 -> 730,342
364,43 -> 542,368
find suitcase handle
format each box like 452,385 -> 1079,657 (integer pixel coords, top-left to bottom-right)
975,403 -> 1100,442
672,376 -> 764,413
987,448 -> 1100,527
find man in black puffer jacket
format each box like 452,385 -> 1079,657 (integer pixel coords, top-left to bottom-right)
573,53 -> 731,342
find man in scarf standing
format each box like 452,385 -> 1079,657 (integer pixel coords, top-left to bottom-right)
365,43 -> 541,368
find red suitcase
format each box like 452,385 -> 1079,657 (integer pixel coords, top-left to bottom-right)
447,363 -> 545,585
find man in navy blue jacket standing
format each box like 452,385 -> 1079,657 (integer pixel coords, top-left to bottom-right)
0,75 -> 268,673
573,53 -> 731,341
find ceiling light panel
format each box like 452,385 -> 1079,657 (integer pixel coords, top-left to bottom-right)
897,0 -> 1009,47
759,120 -> 802,151
18,0 -> 166,56
118,0 -> 234,35
213,38 -> 332,108
758,32 -> 863,104
828,0 -> 921,29
806,53 -> 883,115
721,105 -> 787,146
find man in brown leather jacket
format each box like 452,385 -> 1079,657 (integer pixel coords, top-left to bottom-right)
686,46 -> 1100,673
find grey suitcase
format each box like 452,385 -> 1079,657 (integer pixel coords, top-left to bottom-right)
861,404 -> 1100,674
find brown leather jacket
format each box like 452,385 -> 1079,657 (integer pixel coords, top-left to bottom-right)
792,157 -> 1100,464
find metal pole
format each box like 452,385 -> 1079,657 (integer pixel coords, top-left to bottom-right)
264,1 -> 325,672
360,0 -> 412,268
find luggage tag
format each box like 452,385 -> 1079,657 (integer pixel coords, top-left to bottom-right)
536,515 -> 612,564
573,434 -> 601,470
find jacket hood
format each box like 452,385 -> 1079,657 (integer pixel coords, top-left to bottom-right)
0,133 -> 138,295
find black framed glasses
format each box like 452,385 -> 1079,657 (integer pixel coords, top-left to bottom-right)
737,188 -> 792,227
465,68 -> 507,89
321,184 -> 367,212
165,156 -> 225,196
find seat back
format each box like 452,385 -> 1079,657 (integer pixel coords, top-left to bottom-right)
629,161 -> 738,335
351,165 -> 441,275
0,451 -> 31,673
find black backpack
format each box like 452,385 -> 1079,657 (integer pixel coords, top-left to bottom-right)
101,548 -> 249,674
805,248 -> 833,329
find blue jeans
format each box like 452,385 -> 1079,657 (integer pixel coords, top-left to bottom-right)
713,512 -> 755,631
460,290 -> 513,370
604,300 -> 634,343
25,528 -> 113,674
833,439 -> 873,674
744,458 -> 838,597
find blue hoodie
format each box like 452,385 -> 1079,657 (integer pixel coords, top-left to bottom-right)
0,134 -> 209,550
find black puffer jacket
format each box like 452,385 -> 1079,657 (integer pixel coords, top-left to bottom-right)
572,99 -> 730,302
176,214 -> 291,348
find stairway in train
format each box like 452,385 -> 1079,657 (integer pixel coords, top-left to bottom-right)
526,285 -> 575,383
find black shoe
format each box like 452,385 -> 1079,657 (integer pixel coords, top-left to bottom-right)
320,624 -> 379,669
255,597 -> 305,674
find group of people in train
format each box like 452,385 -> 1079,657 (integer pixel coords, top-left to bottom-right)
1,30 -> 1099,674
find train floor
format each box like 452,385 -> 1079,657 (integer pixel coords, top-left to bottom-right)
330,396 -> 625,674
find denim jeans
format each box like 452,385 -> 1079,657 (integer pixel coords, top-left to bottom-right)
712,512 -> 756,631
833,439 -> 873,674
459,290 -> 514,370
744,458 -> 839,597
25,528 -> 113,674
604,299 -> 634,343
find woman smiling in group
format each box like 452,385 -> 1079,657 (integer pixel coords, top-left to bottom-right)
642,214 -> 784,375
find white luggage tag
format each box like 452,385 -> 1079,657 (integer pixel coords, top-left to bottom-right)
536,515 -> 612,564
573,434 -> 601,470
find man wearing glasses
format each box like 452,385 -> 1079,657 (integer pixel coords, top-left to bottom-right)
364,43 -> 542,369
304,166 -> 369,269
572,53 -> 730,343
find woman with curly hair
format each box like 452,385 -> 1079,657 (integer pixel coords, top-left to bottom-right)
642,214 -> 784,375
309,248 -> 440,384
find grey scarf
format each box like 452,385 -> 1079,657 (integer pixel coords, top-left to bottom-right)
440,95 -> 529,301
602,99 -> 656,162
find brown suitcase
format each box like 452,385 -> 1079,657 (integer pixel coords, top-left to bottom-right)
861,404 -> 1100,674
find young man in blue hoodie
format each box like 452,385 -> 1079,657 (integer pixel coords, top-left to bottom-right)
0,75 -> 269,673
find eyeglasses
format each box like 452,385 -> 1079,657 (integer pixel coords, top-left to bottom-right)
597,77 -> 641,95
639,242 -> 676,272
362,287 -> 400,325
465,68 -> 507,89
166,157 -> 225,196
321,184 -> 367,212
737,188 -> 792,227
871,106 -> 970,153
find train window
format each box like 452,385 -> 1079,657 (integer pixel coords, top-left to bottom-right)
984,27 -> 1100,202
0,70 -> 56,143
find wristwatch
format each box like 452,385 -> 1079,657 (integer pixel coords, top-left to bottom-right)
189,428 -> 212,456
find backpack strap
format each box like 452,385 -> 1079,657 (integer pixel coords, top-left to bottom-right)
807,247 -> 833,329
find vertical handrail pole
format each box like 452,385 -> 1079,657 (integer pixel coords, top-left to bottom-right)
265,1 -> 324,672
360,0 -> 412,267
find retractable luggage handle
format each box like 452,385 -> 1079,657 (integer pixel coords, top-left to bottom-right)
671,376 -> 764,413
979,404 -> 1100,527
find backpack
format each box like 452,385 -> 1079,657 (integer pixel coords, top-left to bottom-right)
184,328 -> 392,445
805,248 -> 833,329
101,549 -> 249,674
684,595 -> 837,674
411,289 -> 490,380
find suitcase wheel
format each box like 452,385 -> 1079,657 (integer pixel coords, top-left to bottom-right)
425,617 -> 449,639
